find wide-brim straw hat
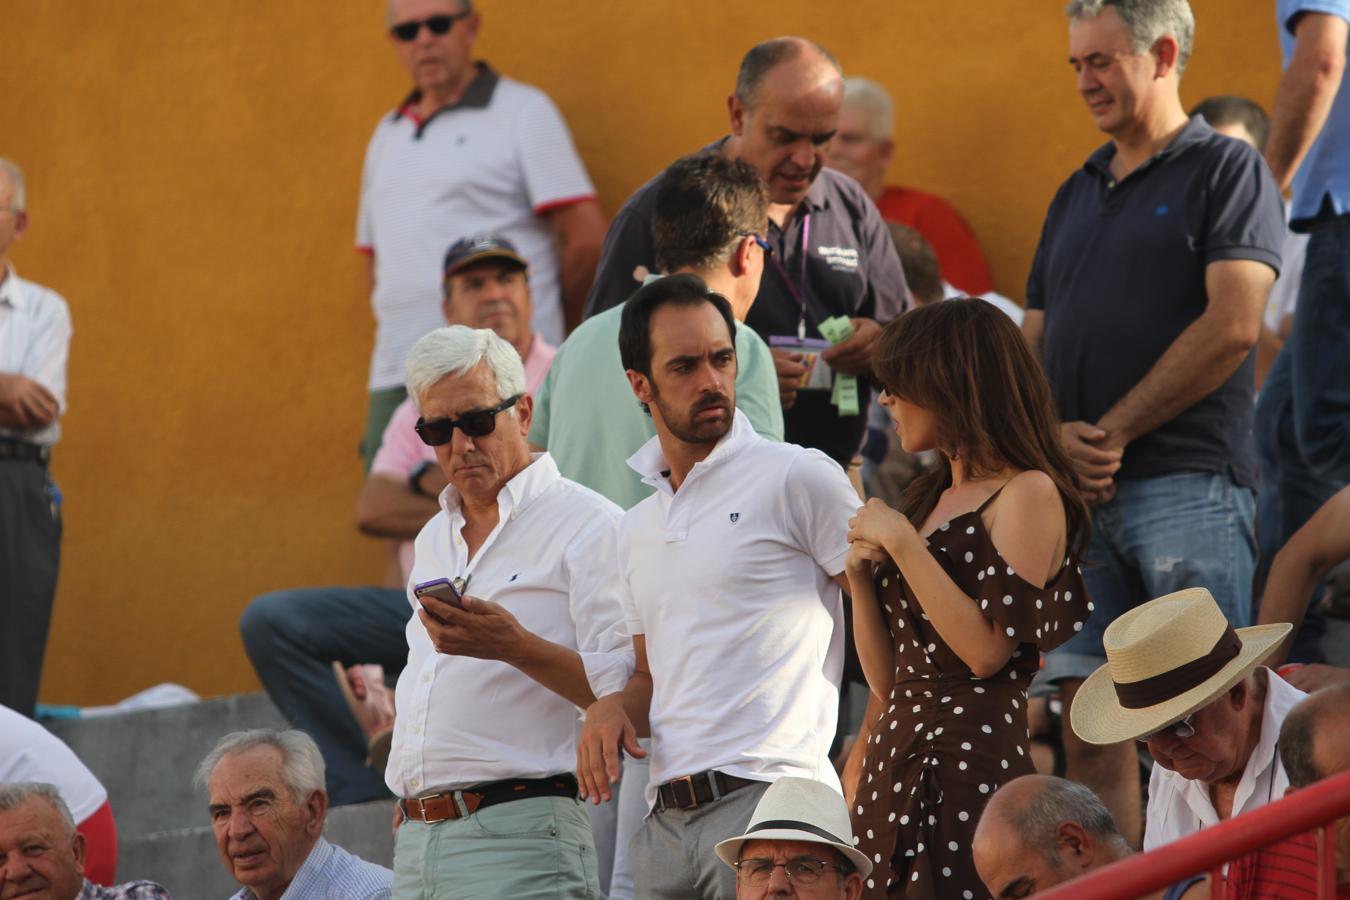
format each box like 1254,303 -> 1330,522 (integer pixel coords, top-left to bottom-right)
1070,587 -> 1291,745
714,777 -> 872,878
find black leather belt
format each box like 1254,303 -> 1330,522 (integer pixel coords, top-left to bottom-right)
0,438 -> 49,464
655,770 -> 760,812
400,774 -> 578,824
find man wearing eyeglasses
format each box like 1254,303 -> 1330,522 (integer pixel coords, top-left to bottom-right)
582,37 -> 907,476
385,324 -> 629,898
354,0 -> 606,472
0,157 -> 71,719
240,235 -> 556,809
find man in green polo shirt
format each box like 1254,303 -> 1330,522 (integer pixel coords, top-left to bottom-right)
530,153 -> 782,510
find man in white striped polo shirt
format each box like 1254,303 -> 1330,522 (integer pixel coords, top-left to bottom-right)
354,0 -> 607,470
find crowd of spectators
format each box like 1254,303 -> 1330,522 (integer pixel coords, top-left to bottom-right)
2,0 -> 1349,898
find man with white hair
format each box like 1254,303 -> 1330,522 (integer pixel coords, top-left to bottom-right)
0,157 -> 71,718
0,781 -> 170,899
386,325 -> 629,898
825,77 -> 995,296
197,729 -> 391,899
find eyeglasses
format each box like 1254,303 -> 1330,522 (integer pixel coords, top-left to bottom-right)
740,233 -> 775,258
1138,712 -> 1197,744
733,857 -> 847,886
389,12 -> 470,42
414,395 -> 519,446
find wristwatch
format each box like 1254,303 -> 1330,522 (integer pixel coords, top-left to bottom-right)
409,460 -> 435,498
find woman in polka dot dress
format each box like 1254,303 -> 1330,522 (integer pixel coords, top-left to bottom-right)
843,300 -> 1092,899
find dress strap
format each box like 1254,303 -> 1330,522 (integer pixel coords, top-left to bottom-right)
975,480 -> 1014,515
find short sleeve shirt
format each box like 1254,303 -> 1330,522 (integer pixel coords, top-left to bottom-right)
356,63 -> 595,387
1276,0 -> 1350,226
1027,117 -> 1285,486
582,144 -> 908,466
0,267 -> 72,446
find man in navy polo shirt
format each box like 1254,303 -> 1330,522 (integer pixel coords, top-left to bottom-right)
582,37 -> 908,473
1022,0 -> 1284,845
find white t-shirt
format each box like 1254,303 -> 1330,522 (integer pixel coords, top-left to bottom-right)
620,410 -> 858,808
356,65 -> 595,388
0,705 -> 107,821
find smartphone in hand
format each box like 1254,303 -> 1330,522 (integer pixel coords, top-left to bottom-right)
413,578 -> 463,621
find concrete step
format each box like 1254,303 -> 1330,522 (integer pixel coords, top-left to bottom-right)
119,799 -> 395,900
44,692 -> 287,838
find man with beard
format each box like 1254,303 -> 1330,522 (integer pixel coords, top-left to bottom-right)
582,37 -> 907,475
575,275 -> 860,900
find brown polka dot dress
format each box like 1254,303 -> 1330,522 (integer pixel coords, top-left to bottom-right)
849,492 -> 1091,899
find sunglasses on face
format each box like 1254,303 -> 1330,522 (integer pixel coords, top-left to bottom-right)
414,395 -> 519,446
1139,712 -> 1197,744
389,12 -> 469,42
739,233 -> 775,258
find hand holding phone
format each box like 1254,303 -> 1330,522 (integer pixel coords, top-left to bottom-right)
413,578 -> 464,623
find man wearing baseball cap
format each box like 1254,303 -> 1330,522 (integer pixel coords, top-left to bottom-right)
240,233 -> 556,807
714,777 -> 868,899
1068,587 -> 1305,851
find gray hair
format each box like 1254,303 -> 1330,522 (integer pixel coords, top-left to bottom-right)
1007,777 -> 1131,864
0,158 -> 26,213
404,325 -> 526,413
734,37 -> 842,108
842,77 -> 894,142
386,0 -> 472,27
1065,0 -> 1195,74
194,729 -> 326,803
0,782 -> 76,836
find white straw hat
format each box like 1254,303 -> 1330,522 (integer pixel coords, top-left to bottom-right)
714,777 -> 872,878
1070,587 -> 1291,745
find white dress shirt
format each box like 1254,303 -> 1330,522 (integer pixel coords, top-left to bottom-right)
0,265 -> 72,446
1143,668 -> 1308,850
386,452 -> 632,797
620,410 -> 858,808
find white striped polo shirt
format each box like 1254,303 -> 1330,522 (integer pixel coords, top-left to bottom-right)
356,63 -> 594,389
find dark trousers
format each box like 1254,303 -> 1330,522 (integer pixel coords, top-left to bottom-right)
0,459 -> 61,716
239,585 -> 410,805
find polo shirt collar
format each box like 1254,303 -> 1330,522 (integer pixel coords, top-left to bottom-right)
439,450 -> 560,521
1084,114 -> 1214,180
627,409 -> 757,492
393,61 -> 500,123
0,264 -> 25,310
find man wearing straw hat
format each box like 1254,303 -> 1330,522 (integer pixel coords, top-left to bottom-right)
713,777 -> 869,899
1069,588 -> 1305,851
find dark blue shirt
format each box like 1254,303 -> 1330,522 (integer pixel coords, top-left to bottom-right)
1027,117 -> 1285,486
583,143 -> 908,466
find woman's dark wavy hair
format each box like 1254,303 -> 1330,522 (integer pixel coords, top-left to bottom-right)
872,298 -> 1090,556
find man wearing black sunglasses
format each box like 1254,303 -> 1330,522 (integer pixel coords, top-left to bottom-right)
386,324 -> 629,899
355,0 -> 605,471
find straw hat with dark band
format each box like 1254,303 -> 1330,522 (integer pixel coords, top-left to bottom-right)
1069,587 -> 1291,746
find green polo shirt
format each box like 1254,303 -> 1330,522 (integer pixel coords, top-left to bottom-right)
529,301 -> 784,509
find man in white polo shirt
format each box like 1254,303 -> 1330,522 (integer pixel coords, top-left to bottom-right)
387,325 -> 630,898
576,275 -> 858,900
354,0 -> 605,469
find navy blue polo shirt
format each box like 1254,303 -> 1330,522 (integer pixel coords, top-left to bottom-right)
1027,116 -> 1284,487
583,142 -> 909,465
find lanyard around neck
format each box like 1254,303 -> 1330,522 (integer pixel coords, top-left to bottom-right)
769,213 -> 812,340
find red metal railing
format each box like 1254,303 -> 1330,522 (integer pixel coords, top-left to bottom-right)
1039,768 -> 1350,899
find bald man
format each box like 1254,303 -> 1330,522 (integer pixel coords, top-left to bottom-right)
972,775 -> 1205,899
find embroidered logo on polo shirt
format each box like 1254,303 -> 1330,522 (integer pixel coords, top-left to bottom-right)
818,245 -> 860,273
729,513 -> 740,523
508,573 -> 519,582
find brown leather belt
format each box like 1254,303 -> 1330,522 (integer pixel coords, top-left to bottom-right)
400,774 -> 578,824
655,770 -> 760,812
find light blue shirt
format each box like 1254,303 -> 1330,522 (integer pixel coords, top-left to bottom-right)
1277,0 -> 1350,224
229,838 -> 392,900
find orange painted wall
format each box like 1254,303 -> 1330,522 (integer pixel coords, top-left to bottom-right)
6,1 -> 1281,703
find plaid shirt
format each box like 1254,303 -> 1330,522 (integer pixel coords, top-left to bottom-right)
228,838 -> 392,900
77,880 -> 172,899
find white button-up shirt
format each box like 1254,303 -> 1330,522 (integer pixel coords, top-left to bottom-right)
1144,668 -> 1308,850
386,452 -> 631,796
0,265 -> 72,446
620,410 -> 858,808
